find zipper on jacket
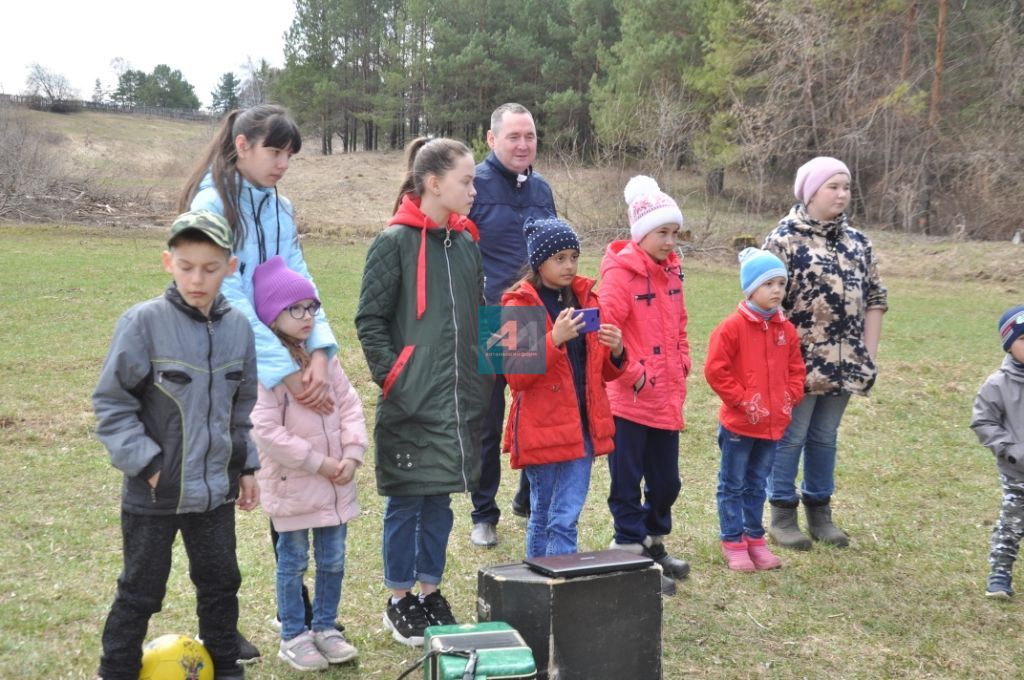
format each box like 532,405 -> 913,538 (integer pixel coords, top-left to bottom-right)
763,318 -> 773,435
201,319 -> 215,512
442,238 -> 469,491
830,237 -> 846,391
321,414 -> 343,525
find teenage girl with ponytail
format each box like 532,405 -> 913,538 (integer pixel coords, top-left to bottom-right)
355,137 -> 490,647
180,104 -> 340,663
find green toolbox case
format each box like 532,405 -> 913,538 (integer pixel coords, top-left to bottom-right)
423,621 -> 537,680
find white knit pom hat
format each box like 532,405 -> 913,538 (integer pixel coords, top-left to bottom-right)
624,175 -> 684,243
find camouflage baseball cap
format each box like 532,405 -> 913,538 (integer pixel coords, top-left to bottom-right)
168,210 -> 234,251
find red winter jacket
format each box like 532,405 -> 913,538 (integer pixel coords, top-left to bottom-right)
704,303 -> 807,440
598,241 -> 691,431
501,277 -> 626,468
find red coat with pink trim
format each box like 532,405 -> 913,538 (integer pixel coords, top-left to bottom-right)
501,277 -> 626,468
704,303 -> 807,440
598,240 -> 691,431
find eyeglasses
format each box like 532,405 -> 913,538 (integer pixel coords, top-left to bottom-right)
286,301 -> 321,319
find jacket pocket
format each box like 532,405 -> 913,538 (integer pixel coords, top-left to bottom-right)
383,345 -> 416,399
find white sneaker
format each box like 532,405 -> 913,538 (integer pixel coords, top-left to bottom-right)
278,631 -> 329,671
313,628 -> 358,663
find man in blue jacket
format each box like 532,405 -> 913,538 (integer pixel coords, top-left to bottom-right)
469,103 -> 557,547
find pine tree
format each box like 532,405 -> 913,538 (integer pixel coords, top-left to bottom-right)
211,72 -> 241,113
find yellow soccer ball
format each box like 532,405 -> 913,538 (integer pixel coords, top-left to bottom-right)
139,634 -> 214,680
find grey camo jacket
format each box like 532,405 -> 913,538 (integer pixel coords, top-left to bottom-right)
763,205 -> 888,396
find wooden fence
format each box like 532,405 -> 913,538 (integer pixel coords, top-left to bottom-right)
0,93 -> 218,122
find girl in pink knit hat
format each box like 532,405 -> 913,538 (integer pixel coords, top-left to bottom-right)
598,175 -> 691,596
762,156 -> 888,552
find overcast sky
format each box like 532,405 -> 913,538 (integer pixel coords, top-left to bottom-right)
1,2 -> 296,108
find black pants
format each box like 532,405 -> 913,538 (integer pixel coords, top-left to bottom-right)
99,502 -> 240,680
471,374 -> 530,524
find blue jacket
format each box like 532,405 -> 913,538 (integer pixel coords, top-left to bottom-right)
93,284 -> 259,515
190,172 -> 338,389
470,152 -> 556,304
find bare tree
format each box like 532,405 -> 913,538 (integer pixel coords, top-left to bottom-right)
25,63 -> 77,105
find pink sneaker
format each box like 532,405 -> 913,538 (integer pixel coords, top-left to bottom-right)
721,540 -> 756,572
745,535 -> 782,570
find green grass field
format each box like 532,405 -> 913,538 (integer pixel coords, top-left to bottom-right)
0,223 -> 1020,679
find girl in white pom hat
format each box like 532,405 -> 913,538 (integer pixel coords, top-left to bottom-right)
598,175 -> 691,595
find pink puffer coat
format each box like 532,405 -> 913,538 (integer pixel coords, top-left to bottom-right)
251,357 -> 368,532
599,240 -> 691,431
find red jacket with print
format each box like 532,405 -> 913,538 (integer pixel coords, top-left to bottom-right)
598,240 -> 691,431
501,277 -> 626,468
704,302 -> 807,440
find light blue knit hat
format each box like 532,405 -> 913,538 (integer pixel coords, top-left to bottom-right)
739,248 -> 787,298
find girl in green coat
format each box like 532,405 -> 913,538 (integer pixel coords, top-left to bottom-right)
356,137 -> 490,647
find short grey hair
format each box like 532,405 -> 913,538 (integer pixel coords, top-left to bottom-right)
490,103 -> 533,135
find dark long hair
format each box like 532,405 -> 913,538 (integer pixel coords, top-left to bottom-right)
393,137 -> 472,213
179,105 -> 302,247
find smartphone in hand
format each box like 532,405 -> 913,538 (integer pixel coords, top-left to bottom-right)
577,307 -> 600,334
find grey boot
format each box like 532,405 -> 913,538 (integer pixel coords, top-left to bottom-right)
768,502 -> 812,551
803,499 -> 849,547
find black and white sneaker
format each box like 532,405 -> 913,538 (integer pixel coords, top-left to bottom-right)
420,590 -> 457,627
383,594 -> 429,646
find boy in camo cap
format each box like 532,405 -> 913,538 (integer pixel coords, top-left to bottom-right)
92,210 -> 259,679
971,305 -> 1024,599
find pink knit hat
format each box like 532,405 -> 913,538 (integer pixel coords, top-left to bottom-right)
252,255 -> 319,327
793,156 -> 850,205
624,175 -> 683,243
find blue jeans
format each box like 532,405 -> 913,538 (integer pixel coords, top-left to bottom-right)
716,426 -> 776,542
276,524 -> 347,642
524,436 -> 594,558
767,393 -> 851,505
382,494 -> 453,590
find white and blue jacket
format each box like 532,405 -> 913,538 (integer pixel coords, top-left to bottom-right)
190,172 -> 338,389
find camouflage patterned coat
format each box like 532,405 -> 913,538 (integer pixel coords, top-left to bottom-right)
763,205 -> 888,396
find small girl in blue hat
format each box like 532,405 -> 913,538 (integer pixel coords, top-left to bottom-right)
705,248 -> 806,571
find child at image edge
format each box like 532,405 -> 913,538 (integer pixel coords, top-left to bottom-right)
971,305 -> 1024,599
599,175 -> 691,596
249,256 -> 366,671
502,217 -> 626,559
92,210 -> 259,680
705,248 -> 806,571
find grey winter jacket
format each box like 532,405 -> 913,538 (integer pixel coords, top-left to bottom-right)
971,355 -> 1024,478
93,284 -> 259,514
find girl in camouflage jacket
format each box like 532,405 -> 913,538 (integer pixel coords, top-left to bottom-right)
762,156 -> 888,551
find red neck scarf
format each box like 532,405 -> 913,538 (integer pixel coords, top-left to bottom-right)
388,193 -> 479,319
